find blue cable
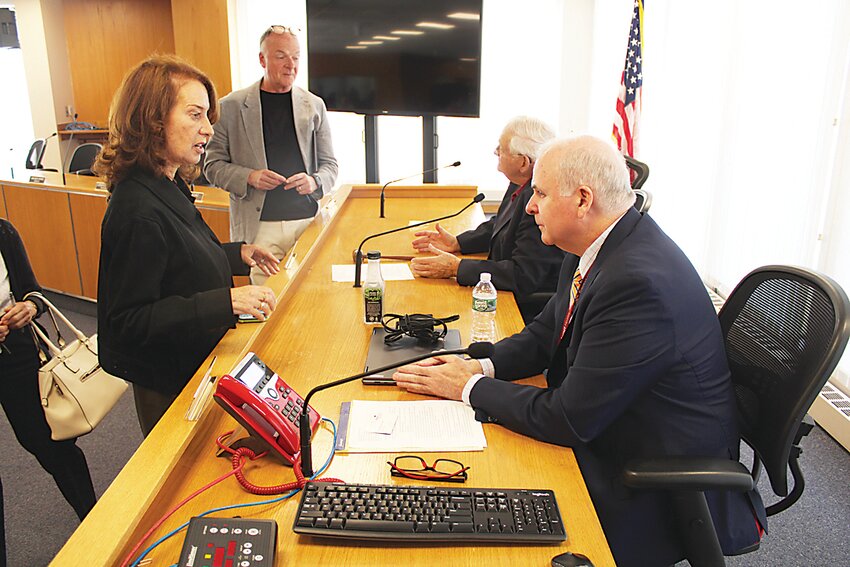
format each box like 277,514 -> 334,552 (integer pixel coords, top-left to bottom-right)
129,417 -> 337,567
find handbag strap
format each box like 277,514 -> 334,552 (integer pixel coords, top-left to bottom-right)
30,318 -> 63,358
23,291 -> 87,344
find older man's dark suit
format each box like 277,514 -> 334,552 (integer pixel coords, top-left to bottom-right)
455,181 -> 565,298
469,207 -> 765,566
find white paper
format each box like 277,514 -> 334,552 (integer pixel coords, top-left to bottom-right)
332,263 -> 414,283
343,400 -> 487,452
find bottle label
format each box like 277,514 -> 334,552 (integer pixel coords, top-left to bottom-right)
472,297 -> 496,313
364,288 -> 383,323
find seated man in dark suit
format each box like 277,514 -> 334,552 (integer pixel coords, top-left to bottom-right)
410,116 -> 568,321
394,135 -> 766,567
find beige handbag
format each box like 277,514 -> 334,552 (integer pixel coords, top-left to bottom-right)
25,292 -> 128,441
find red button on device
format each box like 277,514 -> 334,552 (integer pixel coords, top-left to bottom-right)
227,540 -> 237,556
213,547 -> 224,567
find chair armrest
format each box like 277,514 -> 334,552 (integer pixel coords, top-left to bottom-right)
623,457 -> 754,492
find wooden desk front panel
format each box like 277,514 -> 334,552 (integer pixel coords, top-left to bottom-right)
3,184 -> 82,295
71,194 -> 614,567
68,193 -> 107,298
0,186 -> 7,218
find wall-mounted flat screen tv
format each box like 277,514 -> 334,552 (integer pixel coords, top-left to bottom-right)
306,0 -> 483,118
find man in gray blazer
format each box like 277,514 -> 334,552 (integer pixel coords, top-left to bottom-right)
205,25 -> 338,283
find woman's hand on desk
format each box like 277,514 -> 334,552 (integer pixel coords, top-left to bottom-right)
241,244 -> 281,277
393,355 -> 482,401
231,285 -> 276,321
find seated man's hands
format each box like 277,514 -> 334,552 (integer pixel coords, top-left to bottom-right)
412,222 -> 460,253
393,355 -> 483,401
241,244 -> 281,277
410,245 -> 462,279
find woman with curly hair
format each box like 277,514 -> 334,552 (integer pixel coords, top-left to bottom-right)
94,55 -> 281,435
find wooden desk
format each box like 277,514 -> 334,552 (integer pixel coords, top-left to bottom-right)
51,185 -> 615,567
0,171 -> 230,299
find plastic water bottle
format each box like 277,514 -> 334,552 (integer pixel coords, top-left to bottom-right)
471,272 -> 497,343
363,251 -> 385,324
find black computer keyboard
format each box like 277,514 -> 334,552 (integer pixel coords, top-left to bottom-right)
293,481 -> 567,543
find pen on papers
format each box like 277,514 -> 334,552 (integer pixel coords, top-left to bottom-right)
185,356 -> 216,420
284,252 -> 297,270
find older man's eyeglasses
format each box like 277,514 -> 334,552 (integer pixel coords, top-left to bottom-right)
388,455 -> 469,483
267,24 -> 301,35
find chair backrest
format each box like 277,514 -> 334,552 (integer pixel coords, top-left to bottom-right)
718,265 -> 850,496
633,189 -> 652,214
26,138 -> 46,170
68,143 -> 102,174
624,155 -> 650,190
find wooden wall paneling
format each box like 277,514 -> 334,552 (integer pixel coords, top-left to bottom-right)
170,0 -> 232,97
63,0 -> 176,124
4,185 -> 82,295
68,192 -> 108,299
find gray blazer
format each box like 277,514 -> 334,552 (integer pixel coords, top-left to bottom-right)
204,81 -> 338,243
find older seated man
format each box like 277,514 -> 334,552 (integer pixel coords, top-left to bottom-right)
410,116 -> 568,321
395,135 -> 766,567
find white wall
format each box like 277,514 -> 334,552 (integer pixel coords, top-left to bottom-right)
12,0 -> 75,170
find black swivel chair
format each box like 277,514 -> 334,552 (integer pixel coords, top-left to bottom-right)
516,158 -> 652,323
67,143 -> 102,176
622,265 -> 850,567
625,155 -> 649,190
25,139 -> 47,170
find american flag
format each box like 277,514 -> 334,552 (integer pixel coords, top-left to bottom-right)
612,0 -> 643,157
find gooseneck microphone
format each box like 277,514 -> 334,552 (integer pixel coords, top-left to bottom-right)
380,161 -> 461,218
298,341 -> 494,477
354,192 -> 485,287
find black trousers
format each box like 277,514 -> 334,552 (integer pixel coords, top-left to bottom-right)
0,340 -> 96,521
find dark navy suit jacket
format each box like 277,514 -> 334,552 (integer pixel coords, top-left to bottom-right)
455,181 -> 566,297
469,207 -> 766,566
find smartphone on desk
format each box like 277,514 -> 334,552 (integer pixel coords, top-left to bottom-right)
362,376 -> 397,386
238,313 -> 263,323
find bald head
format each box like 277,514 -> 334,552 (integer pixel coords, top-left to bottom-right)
542,136 -> 634,215
526,136 -> 635,255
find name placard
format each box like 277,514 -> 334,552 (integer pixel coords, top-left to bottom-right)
191,191 -> 204,202
29,175 -> 46,183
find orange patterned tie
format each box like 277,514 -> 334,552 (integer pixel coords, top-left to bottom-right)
560,267 -> 584,340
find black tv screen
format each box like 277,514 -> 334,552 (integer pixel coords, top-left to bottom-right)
306,0 -> 482,118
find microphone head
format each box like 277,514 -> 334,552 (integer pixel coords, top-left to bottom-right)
473,193 -> 485,203
451,161 -> 461,167
467,342 -> 495,359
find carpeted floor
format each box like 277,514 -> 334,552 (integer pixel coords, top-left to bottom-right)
0,293 -> 848,566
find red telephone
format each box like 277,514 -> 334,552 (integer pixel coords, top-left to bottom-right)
213,352 -> 321,466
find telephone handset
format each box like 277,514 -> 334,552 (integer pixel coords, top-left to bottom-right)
213,352 -> 321,466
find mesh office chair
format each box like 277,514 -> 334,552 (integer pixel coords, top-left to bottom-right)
622,265 -> 850,567
516,158 -> 652,323
67,143 -> 102,176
